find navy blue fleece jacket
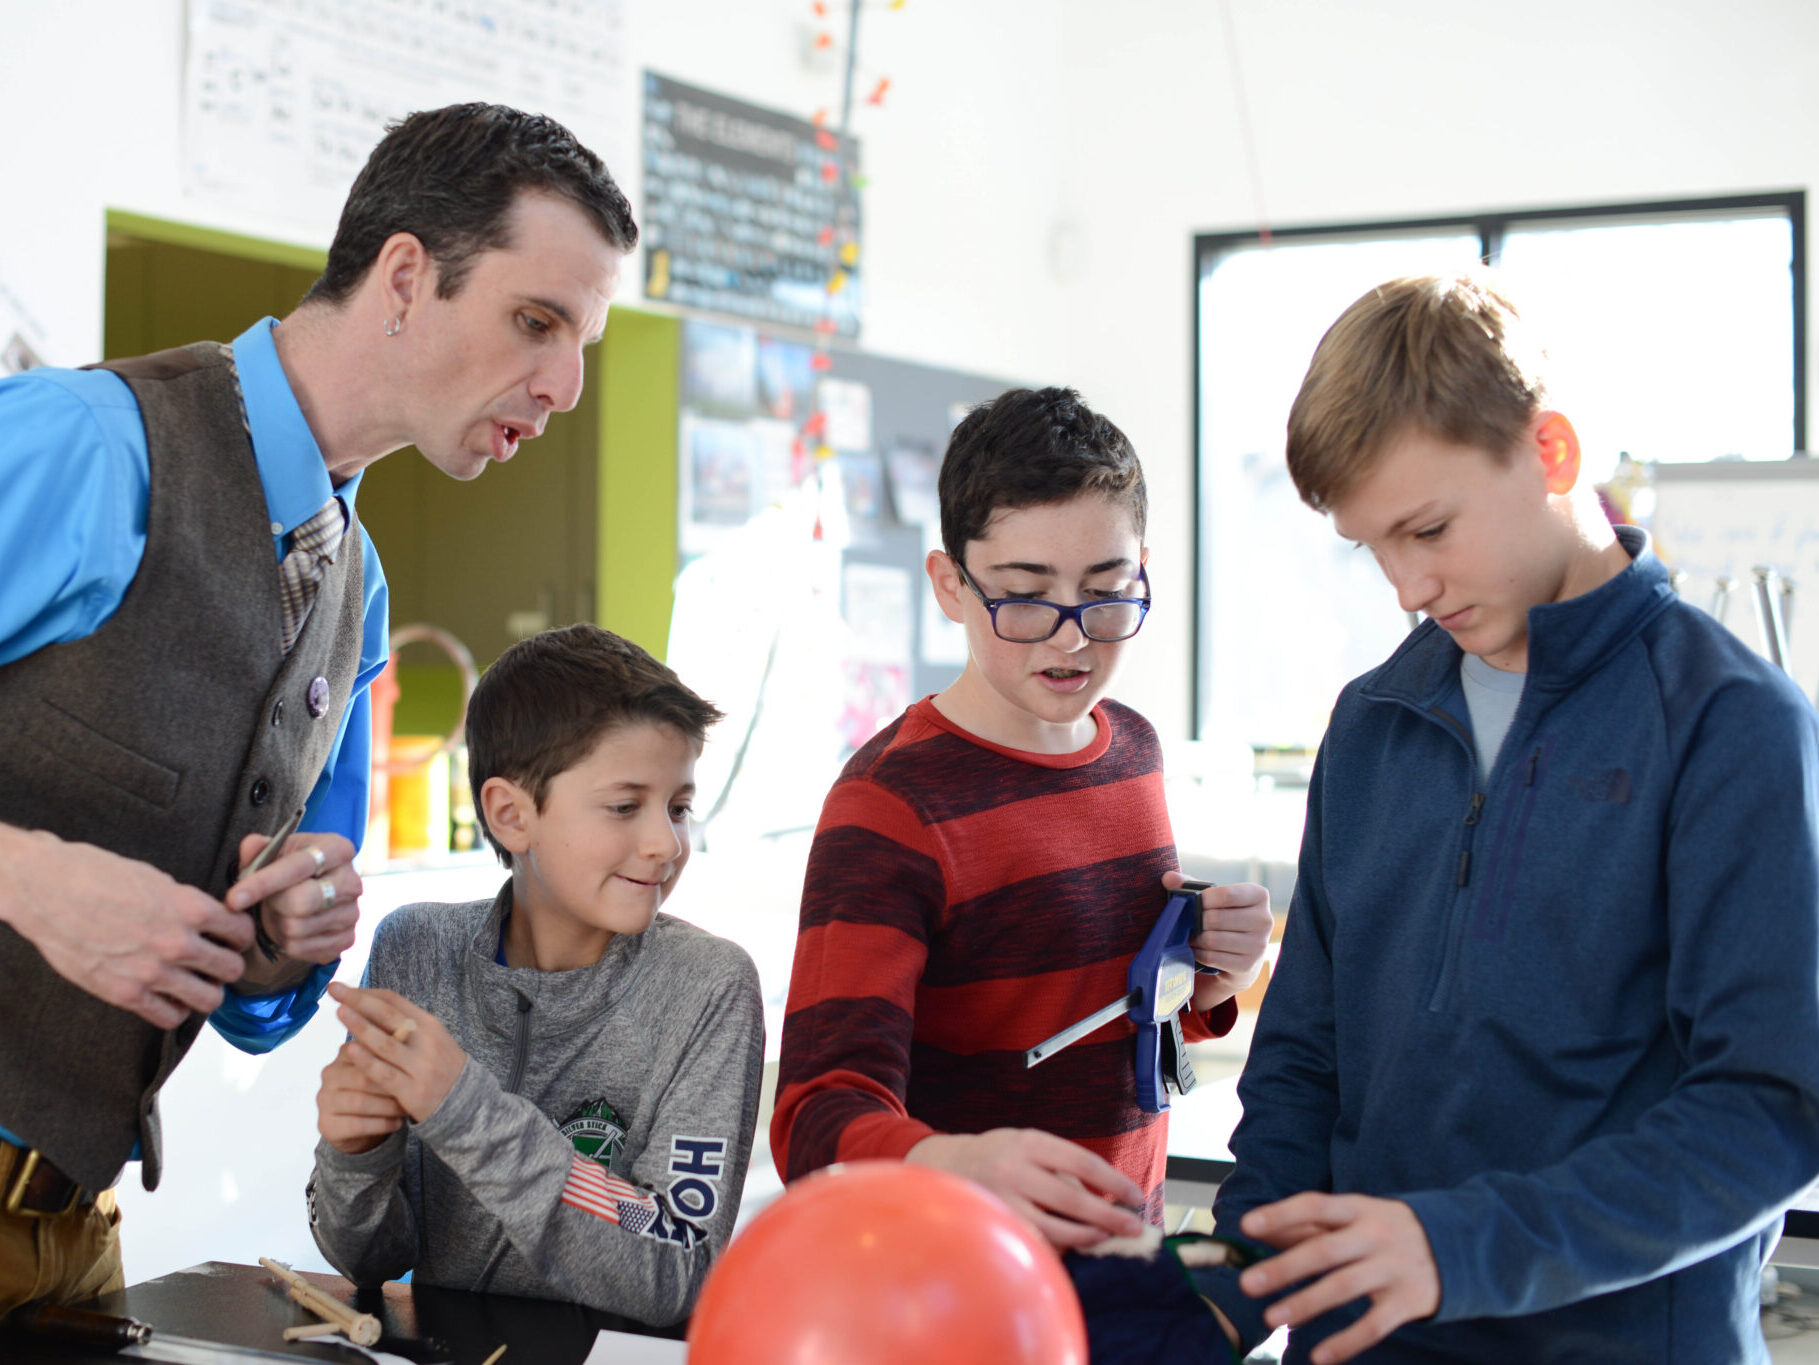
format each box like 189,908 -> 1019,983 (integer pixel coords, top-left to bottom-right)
1206,527 -> 1819,1363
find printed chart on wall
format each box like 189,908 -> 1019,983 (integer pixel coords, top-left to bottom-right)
642,73 -> 862,337
183,0 -> 632,229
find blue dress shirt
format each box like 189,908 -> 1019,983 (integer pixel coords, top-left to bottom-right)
0,318 -> 390,1098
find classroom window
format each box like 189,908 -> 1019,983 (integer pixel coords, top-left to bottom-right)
1191,193 -> 1805,753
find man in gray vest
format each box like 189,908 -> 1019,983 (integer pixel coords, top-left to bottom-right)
0,102 -> 637,1311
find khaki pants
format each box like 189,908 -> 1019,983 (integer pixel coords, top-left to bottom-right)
0,1190 -> 124,1317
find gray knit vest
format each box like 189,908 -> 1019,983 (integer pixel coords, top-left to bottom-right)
0,341 -> 366,1193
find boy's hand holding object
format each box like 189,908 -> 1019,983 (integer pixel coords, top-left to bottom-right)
328,982 -> 467,1124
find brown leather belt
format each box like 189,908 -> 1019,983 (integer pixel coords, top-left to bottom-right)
0,1140 -> 86,1219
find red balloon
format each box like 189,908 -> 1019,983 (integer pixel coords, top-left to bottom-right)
689,1161 -> 1087,1365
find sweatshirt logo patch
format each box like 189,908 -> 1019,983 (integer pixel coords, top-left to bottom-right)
560,1097 -> 628,1168
668,1136 -> 729,1223
560,1154 -> 660,1232
1568,768 -> 1631,804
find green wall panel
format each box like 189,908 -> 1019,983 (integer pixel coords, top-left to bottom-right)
598,308 -> 681,659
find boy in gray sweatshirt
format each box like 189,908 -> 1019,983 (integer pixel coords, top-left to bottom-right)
306,624 -> 764,1327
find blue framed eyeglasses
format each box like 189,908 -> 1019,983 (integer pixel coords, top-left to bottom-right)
956,562 -> 1152,643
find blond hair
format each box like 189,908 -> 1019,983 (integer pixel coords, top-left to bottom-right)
1286,271 -> 1549,512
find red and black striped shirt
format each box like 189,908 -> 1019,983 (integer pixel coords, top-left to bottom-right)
771,696 -> 1234,1215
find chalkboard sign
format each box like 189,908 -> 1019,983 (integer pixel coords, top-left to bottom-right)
641,72 -> 862,337
1648,458 -> 1819,699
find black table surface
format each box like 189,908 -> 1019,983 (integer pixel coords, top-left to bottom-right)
0,1261 -> 685,1364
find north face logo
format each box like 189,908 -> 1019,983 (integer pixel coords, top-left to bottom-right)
1568,768 -> 1631,803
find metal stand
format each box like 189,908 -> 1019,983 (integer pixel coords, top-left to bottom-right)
1751,567 -> 1795,676
1711,576 -> 1737,624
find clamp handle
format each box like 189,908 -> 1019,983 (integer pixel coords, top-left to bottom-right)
1132,879 -> 1211,1112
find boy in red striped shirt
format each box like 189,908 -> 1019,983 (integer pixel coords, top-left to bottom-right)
772,386 -> 1272,1248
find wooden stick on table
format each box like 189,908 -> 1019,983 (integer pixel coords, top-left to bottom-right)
258,1257 -> 383,1347
282,1322 -> 345,1341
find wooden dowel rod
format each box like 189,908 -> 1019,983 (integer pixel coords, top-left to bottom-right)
282,1322 -> 342,1340
288,1283 -> 355,1325
259,1257 -> 382,1346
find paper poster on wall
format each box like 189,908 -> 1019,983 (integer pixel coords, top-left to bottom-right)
883,442 -> 939,529
682,320 -> 759,416
757,336 -> 816,423
842,561 -> 913,664
837,561 -> 912,754
838,660 -> 909,754
183,0 -> 632,230
678,415 -> 759,556
818,376 -> 873,452
752,419 -> 800,511
838,453 -> 889,544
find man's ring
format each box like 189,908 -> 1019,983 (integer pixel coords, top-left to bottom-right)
306,845 -> 328,874
319,879 -> 338,909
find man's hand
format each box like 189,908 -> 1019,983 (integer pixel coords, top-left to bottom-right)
907,1128 -> 1148,1251
329,982 -> 467,1124
316,1040 -> 408,1155
1238,1192 -> 1440,1364
0,825 -> 253,1029
1166,871 -> 1272,1011
228,832 -> 361,984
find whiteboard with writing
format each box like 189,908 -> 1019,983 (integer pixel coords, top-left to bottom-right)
1647,459 -> 1819,701
184,0 -> 632,234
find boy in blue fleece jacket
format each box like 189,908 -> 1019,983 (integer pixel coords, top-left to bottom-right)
1201,272 -> 1819,1363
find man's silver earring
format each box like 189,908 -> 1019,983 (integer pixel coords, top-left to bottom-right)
384,315 -> 403,337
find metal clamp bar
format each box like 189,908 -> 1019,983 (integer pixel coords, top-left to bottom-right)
1752,567 -> 1794,675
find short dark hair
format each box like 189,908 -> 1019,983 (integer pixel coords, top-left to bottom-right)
304,102 -> 638,306
938,387 -> 1146,561
466,625 -> 723,866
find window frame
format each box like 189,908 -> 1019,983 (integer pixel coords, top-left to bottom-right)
1188,190 -> 1807,739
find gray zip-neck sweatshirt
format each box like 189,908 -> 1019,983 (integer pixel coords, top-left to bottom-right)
307,883 -> 764,1327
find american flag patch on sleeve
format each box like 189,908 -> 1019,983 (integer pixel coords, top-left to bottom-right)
560,1155 -> 660,1234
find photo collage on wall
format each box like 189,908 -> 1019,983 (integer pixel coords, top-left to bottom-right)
677,319 -> 946,756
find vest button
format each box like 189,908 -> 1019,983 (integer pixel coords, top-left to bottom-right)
271,700 -> 284,727
307,676 -> 330,719
250,778 -> 271,807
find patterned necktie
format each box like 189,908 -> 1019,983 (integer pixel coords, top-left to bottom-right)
278,497 -> 346,653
